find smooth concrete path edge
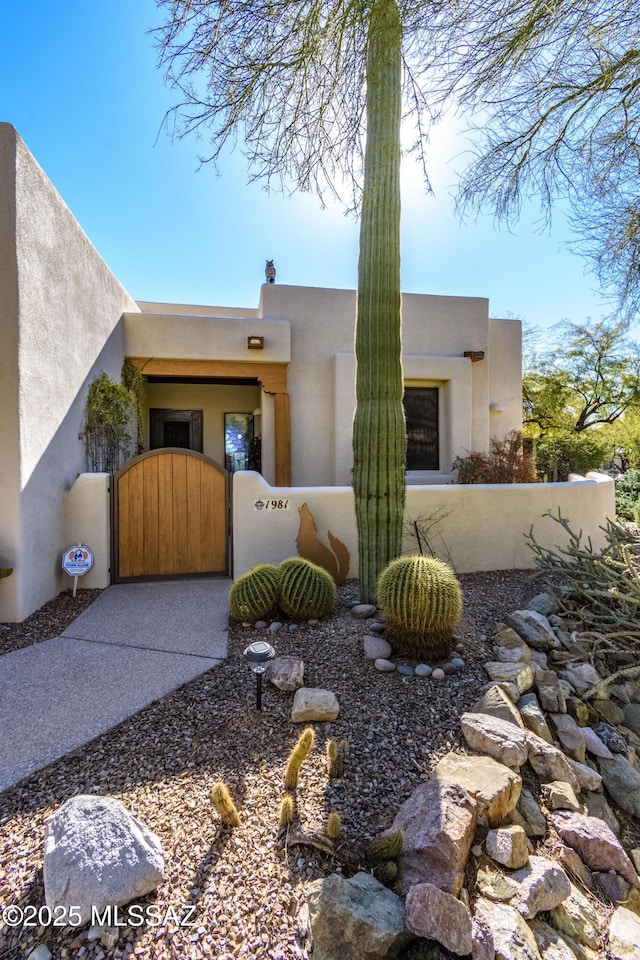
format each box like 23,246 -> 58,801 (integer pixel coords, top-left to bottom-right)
0,578 -> 231,793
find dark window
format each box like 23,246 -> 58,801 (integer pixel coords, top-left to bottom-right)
150,409 -> 203,452
404,387 -> 439,470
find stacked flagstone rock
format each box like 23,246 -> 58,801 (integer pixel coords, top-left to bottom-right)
306,592 -> 640,960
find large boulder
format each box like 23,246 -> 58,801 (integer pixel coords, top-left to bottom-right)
597,754 -> 640,817
434,751 -> 522,826
552,810 -> 637,884
405,882 -> 473,956
306,872 -> 413,960
43,795 -> 164,926
460,712 -> 529,767
474,898 -> 543,960
391,774 -> 478,896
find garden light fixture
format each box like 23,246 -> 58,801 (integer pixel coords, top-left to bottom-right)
243,640 -> 276,710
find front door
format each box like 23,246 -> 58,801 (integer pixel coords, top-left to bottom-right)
112,448 -> 228,581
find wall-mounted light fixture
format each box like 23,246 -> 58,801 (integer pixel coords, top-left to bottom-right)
463,351 -> 485,362
247,336 -> 265,350
489,403 -> 503,413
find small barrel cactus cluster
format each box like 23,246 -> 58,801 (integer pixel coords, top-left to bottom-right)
229,557 -> 336,623
376,555 -> 463,661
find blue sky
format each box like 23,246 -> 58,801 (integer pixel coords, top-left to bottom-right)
0,0 -> 616,331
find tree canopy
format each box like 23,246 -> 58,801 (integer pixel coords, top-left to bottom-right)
442,0 -> 640,313
523,317 -> 640,436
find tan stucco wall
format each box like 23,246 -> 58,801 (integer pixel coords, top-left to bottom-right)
63,474 -> 111,589
0,124 -> 139,621
233,471 -> 615,579
488,318 -> 523,441
143,382 -> 262,467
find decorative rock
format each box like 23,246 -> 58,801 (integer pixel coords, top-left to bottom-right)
495,623 -> 532,649
27,948 -> 53,960
471,915 -> 495,960
369,620 -> 386,633
306,872 -> 413,960
631,848 -> 640,874
415,663 -> 432,677
597,754 -> 640,817
593,698 -> 626,725
268,656 -> 304,691
581,726 -> 614,759
255,619 -> 268,629
473,685 -> 526,729
535,670 -> 567,714
431,668 -> 445,680
552,810 -> 637,883
363,635 -> 392,660
566,758 -> 602,793
474,898 -> 542,960
529,920 -> 583,960
505,610 -> 560,651
460,712 -> 529,767
397,664 -> 415,676
434,751 -> 522,826
555,843 -> 595,893
583,790 -> 620,837
291,688 -> 339,722
593,721 -> 627,754
550,713 -> 586,762
559,663 -> 603,698
269,620 -> 283,632
549,882 -> 602,950
566,696 -> 593,727
391,775 -> 478,896
374,658 -> 396,673
508,855 -> 572,919
349,603 -> 377,619
519,692 -> 553,742
517,788 -> 547,838
541,781 -> 580,811
405,882 -> 473,956
43,795 -> 164,926
287,622 -> 298,631
485,825 -> 529,869
593,871 -> 630,904
494,629 -> 532,663
449,657 -> 465,668
484,661 -> 534,694
526,593 -> 560,616
607,906 -> 640,960
622,703 -> 640,734
526,732 -> 580,792
476,865 -> 518,903
442,662 -> 458,675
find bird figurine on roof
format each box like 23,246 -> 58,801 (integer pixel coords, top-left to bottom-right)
265,259 -> 276,283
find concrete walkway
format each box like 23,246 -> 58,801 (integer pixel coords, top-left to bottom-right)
0,579 -> 230,793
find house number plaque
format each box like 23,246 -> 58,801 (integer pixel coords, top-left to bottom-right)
253,499 -> 290,511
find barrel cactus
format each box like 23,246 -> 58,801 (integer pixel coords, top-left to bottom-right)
377,555 -> 463,660
278,557 -> 336,621
229,563 -> 280,622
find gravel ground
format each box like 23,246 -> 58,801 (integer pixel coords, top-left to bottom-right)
0,570 -> 550,960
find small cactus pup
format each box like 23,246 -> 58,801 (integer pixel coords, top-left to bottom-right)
326,812 -> 342,840
278,794 -> 295,828
376,555 -> 463,660
373,860 -> 398,886
229,563 -> 280,622
277,557 -> 336,621
284,726 -> 316,790
366,828 -> 404,864
211,782 -> 240,827
326,738 -> 348,779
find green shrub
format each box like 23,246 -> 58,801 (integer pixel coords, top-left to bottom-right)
278,557 -> 336,621
534,433 -> 607,482
377,555 -> 463,660
452,431 -> 535,483
616,469 -> 640,521
229,563 -> 280,621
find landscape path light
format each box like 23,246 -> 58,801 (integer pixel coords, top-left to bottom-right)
243,640 -> 276,711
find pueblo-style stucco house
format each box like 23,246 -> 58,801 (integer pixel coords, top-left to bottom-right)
0,121 -> 561,623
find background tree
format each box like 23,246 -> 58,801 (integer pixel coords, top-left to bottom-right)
441,0 -> 640,314
154,0 -> 456,600
523,317 -> 640,436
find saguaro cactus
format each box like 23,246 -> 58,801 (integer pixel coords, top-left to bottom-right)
353,0 -> 406,603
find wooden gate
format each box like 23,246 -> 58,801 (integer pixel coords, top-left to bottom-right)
112,449 -> 229,581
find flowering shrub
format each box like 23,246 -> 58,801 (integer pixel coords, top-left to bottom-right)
452,431 -> 537,484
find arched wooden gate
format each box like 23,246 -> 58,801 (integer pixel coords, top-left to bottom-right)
111,449 -> 229,581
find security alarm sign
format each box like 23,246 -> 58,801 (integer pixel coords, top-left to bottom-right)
61,545 -> 94,576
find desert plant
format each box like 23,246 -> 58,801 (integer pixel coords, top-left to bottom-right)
326,812 -> 342,839
535,432 -> 607,482
229,564 -> 280,622
211,782 -> 240,827
278,794 -> 295,828
367,828 -> 404,863
284,727 -> 315,791
0,567 -> 12,579
616,469 -> 640,521
278,557 -> 336,621
81,372 -> 137,473
377,555 -> 463,660
373,860 -> 398,885
326,739 -> 348,779
452,431 -> 536,484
